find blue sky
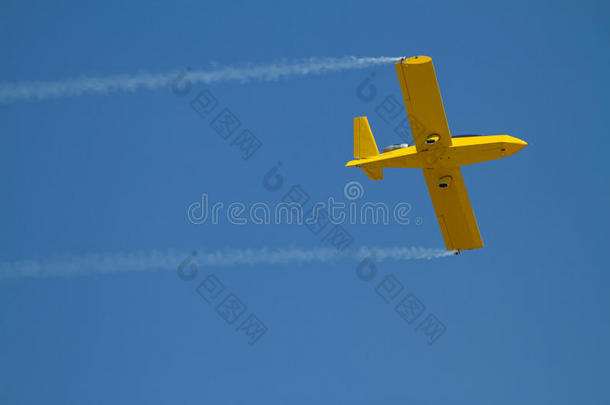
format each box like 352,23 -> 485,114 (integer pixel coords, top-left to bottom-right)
1,0 -> 609,403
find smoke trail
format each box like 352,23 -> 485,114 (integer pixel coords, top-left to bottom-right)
0,246 -> 454,280
0,56 -> 400,103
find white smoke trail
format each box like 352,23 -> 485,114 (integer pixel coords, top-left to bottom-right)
0,246 -> 454,280
0,56 -> 401,103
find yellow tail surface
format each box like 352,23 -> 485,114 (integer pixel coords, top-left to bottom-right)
353,117 -> 383,180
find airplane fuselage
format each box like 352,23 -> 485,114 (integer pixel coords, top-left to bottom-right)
346,135 -> 527,170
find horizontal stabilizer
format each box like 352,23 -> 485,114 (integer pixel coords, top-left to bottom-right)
362,165 -> 383,180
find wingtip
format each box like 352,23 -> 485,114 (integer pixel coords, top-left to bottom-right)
396,55 -> 433,65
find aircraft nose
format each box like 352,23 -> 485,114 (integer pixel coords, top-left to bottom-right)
503,137 -> 528,156
514,138 -> 528,151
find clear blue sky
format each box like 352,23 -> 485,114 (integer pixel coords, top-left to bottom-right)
1,1 -> 609,403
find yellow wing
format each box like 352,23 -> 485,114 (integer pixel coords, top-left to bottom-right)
395,56 -> 452,149
422,167 -> 483,250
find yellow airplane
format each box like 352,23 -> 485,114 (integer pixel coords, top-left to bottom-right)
346,55 -> 527,253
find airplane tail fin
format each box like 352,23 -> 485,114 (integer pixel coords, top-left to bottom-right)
354,117 -> 379,159
353,117 -> 383,180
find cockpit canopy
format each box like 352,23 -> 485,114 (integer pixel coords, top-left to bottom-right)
382,143 -> 409,153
